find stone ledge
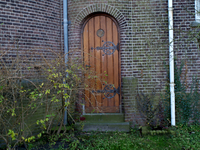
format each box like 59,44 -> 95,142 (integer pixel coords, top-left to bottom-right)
190,21 -> 200,27
75,122 -> 130,132
82,113 -> 124,123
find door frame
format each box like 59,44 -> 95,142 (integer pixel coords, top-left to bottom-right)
81,13 -> 122,114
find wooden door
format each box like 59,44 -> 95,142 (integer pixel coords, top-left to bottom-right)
83,14 -> 120,113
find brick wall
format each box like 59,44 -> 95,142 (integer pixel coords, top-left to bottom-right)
0,0 -> 199,127
173,0 -> 200,86
0,0 -> 63,77
67,0 -> 200,125
0,0 -> 63,147
68,0 -> 169,124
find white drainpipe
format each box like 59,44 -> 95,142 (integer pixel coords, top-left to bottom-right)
168,0 -> 175,126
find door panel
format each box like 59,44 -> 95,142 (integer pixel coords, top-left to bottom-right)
83,14 -> 120,113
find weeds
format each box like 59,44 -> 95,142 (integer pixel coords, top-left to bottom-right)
31,125 -> 197,150
136,88 -> 168,128
169,60 -> 200,124
136,60 -> 200,130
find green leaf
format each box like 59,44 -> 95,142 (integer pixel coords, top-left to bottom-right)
45,89 -> 50,94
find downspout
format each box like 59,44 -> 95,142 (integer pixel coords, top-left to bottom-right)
168,0 -> 175,126
63,0 -> 68,125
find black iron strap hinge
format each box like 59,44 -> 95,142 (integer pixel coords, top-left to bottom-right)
91,41 -> 119,56
85,65 -> 91,70
92,84 -> 120,99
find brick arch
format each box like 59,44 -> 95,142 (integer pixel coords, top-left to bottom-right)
70,3 -> 128,58
74,4 -> 127,31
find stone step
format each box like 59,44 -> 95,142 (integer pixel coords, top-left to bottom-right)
81,113 -> 124,123
75,122 -> 130,132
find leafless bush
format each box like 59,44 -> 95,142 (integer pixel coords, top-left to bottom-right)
0,48 -> 101,149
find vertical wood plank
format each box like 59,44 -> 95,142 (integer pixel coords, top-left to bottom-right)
94,16 -> 102,110
113,22 -> 119,109
106,17 -> 114,107
89,18 -> 95,109
83,22 -> 90,109
100,16 -> 108,108
84,14 -> 120,113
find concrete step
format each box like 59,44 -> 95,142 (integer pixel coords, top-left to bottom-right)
81,113 -> 124,123
75,122 -> 130,132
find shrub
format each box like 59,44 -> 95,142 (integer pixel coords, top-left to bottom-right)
0,49 -> 92,149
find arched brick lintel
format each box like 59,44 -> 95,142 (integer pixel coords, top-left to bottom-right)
74,4 -> 128,31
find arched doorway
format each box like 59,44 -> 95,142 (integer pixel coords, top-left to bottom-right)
82,13 -> 121,113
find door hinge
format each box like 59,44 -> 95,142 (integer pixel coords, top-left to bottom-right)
92,84 -> 120,99
91,41 -> 119,56
85,65 -> 91,70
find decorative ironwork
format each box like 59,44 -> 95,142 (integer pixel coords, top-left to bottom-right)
92,84 -> 120,99
85,65 -> 91,70
91,40 -> 119,56
97,29 -> 104,37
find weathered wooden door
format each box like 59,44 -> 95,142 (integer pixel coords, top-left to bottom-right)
83,14 -> 120,113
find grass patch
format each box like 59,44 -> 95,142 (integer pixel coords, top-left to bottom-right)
2,124 -> 200,150
77,125 -> 200,150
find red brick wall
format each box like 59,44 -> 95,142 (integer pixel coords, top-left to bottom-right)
67,0 -> 200,125
0,0 -> 199,126
67,0 -> 169,124
0,0 -> 63,77
173,0 -> 200,86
